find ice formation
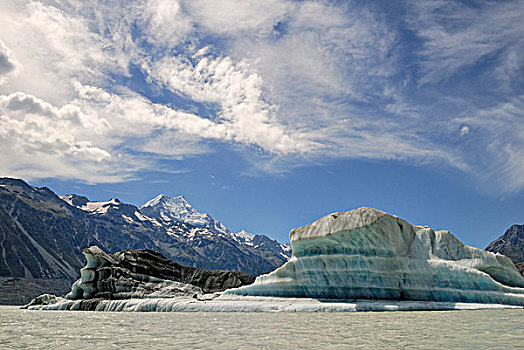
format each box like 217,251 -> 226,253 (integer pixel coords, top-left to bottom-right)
25,294 -> 522,312
25,207 -> 524,311
25,245 -> 254,310
226,207 -> 524,306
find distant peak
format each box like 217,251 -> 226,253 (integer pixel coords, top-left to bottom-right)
141,194 -> 167,208
141,193 -> 191,209
236,230 -> 255,240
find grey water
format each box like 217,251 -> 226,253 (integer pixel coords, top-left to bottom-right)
0,306 -> 522,349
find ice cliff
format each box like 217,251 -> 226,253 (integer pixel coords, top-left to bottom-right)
226,207 -> 524,306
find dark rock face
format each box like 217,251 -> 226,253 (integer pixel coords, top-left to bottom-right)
0,178 -> 164,283
486,224 -> 524,266
516,262 -> 524,276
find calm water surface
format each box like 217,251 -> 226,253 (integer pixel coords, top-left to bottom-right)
0,306 -> 522,349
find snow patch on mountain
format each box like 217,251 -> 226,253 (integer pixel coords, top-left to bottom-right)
235,230 -> 255,245
61,195 -> 122,215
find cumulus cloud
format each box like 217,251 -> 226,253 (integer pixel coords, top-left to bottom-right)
0,39 -> 20,85
0,91 -> 119,182
0,85 -> 215,181
0,92 -> 111,159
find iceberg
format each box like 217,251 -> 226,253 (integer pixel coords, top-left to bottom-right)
226,207 -> 524,306
26,207 -> 524,311
23,246 -> 254,310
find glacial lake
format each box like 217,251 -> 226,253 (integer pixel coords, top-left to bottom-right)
0,306 -> 522,349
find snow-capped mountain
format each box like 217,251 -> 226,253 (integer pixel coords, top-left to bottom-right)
141,194 -> 231,236
235,230 -> 292,260
139,194 -> 291,262
68,193 -> 292,275
0,178 -> 291,303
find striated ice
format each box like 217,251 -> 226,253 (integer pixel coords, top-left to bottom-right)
226,207 -> 524,306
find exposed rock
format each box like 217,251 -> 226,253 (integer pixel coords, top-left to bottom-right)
516,262 -> 524,276
486,224 -> 524,268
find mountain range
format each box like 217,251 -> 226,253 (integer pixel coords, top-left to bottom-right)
1,176 -> 521,305
0,177 -> 290,303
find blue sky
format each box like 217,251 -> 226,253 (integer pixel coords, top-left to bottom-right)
0,0 -> 522,248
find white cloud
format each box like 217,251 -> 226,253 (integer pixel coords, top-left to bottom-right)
0,39 -> 20,85
0,91 -> 120,183
408,0 -> 524,86
0,2 -> 113,103
0,91 -> 111,159
0,0 -> 521,195
147,54 -> 314,154
144,0 -> 193,47
0,85 -> 217,182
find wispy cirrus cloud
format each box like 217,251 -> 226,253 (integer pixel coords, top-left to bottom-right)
0,0 -> 522,194
408,0 -> 524,87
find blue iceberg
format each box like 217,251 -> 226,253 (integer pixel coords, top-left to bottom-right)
226,207 -> 524,306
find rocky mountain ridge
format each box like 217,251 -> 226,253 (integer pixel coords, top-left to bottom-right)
486,224 -> 524,275
0,177 -> 290,304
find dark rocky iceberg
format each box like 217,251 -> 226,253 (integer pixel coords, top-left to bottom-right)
25,246 -> 254,311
